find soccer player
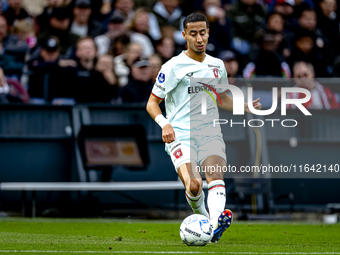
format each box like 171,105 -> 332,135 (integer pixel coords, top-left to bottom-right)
146,13 -> 261,242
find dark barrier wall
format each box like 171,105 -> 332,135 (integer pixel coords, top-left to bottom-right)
0,104 -> 340,211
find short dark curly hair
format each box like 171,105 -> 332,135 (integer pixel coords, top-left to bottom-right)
183,13 -> 207,30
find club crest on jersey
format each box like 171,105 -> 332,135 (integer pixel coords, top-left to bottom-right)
213,68 -> 219,78
158,73 -> 165,83
173,148 -> 183,159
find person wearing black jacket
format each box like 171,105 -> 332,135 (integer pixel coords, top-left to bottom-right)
27,36 -> 76,101
0,40 -> 24,77
70,0 -> 105,38
243,30 -> 291,78
316,0 -> 340,55
36,0 -> 64,33
121,59 -> 153,103
37,7 -> 80,56
287,28 -> 330,77
3,0 -> 30,27
68,36 -> 118,103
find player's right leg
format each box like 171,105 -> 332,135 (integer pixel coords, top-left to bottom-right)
177,162 -> 209,218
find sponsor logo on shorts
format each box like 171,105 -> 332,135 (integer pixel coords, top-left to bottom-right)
173,148 -> 183,159
158,73 -> 165,83
186,72 -> 194,77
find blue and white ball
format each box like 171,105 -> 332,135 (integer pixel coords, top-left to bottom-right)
179,214 -> 213,246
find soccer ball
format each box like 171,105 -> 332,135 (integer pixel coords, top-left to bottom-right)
179,214 -> 213,246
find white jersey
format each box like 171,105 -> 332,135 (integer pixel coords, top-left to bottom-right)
152,51 -> 229,138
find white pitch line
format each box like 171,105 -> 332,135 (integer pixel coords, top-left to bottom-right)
0,251 -> 340,254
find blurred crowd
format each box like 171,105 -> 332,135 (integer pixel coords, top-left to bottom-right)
0,0 -> 339,109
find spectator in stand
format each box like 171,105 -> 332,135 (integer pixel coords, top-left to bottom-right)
156,36 -> 175,63
70,0 -> 105,38
298,7 -> 334,66
71,37 -> 118,103
149,0 -> 186,46
113,0 -> 135,22
27,36 -> 77,102
219,50 -> 241,85
128,8 -> 157,45
0,15 -> 30,64
202,0 -> 232,56
273,0 -> 299,32
288,61 -> 339,109
95,13 -> 126,56
95,54 -> 118,87
82,0 -> 113,22
0,67 -> 26,103
9,18 -> 37,63
37,0 -> 65,33
149,53 -> 162,82
38,7 -> 80,56
114,42 -> 143,86
266,12 -> 291,58
3,0 -> 29,27
299,7 -> 317,31
316,0 -> 339,55
0,39 -> 24,76
292,1 -> 314,18
243,30 -> 291,78
95,13 -> 154,57
111,33 -> 130,57
12,18 -> 36,48
121,58 -> 153,103
287,28 -> 330,77
227,0 -> 266,56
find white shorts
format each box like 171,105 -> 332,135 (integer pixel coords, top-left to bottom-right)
165,135 -> 227,171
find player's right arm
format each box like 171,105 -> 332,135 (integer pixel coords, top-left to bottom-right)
146,95 -> 176,144
146,65 -> 178,144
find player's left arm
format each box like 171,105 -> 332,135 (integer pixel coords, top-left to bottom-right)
218,93 -> 262,113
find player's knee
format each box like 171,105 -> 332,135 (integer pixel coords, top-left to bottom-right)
189,178 -> 202,197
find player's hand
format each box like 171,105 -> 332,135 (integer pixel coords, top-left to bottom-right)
162,124 -> 176,143
245,98 -> 262,114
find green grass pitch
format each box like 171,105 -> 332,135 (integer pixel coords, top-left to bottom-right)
0,218 -> 339,254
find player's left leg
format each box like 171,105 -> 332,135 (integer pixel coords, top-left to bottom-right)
202,155 -> 232,243
198,135 -> 232,242
202,156 -> 227,225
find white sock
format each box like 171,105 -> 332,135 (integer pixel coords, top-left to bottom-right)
208,180 -> 226,229
185,191 -> 209,218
